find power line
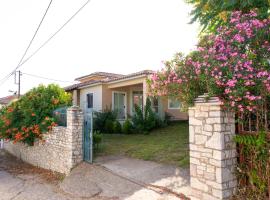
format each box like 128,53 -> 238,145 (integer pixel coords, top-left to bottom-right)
0,0 -> 53,86
0,0 -> 91,88
22,72 -> 75,83
18,0 -> 91,68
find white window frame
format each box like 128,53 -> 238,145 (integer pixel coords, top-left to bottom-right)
86,93 -> 94,109
168,98 -> 181,110
112,91 -> 127,119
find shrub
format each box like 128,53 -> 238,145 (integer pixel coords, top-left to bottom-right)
113,121 -> 122,133
122,119 -> 132,134
0,84 -> 72,146
93,108 -> 117,133
104,119 -> 114,133
132,97 -> 161,134
93,131 -> 102,150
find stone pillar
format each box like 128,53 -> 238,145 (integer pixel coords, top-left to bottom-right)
189,95 -> 237,200
67,106 -> 84,168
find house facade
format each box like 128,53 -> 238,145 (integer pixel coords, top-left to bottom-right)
65,70 -> 188,121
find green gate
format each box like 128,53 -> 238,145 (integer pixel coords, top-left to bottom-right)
83,112 -> 93,163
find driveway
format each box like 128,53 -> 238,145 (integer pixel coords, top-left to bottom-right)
0,151 -> 191,200
0,150 -> 108,200
60,156 -> 191,200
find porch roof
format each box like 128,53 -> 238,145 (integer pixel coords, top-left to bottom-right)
65,70 -> 154,91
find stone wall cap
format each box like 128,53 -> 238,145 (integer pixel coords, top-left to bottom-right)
194,94 -> 221,104
67,106 -> 82,111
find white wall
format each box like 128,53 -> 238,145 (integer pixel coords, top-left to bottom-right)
80,85 -> 103,112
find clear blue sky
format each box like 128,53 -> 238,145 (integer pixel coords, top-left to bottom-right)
0,0 -> 199,97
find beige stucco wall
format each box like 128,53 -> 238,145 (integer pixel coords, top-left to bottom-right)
161,97 -> 188,120
80,85 -> 103,112
102,84 -> 143,116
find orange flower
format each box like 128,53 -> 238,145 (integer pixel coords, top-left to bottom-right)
51,122 -> 58,127
7,107 -> 14,113
45,117 -> 50,121
31,113 -> 36,117
4,119 -> 11,126
15,132 -> 23,140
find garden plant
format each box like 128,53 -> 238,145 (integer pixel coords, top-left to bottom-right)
0,84 -> 71,146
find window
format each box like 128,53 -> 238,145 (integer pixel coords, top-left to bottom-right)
168,98 -> 181,109
152,97 -> 159,113
132,91 -> 143,111
87,93 -> 93,108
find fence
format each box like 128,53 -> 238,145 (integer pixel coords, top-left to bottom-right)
53,107 -> 68,127
236,111 -> 270,198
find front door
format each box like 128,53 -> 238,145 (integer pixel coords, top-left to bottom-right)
113,92 -> 126,119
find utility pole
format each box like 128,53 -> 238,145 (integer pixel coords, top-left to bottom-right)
14,71 -> 22,98
18,70 -> 21,98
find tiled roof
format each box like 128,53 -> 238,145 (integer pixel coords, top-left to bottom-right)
108,70 -> 154,82
65,70 -> 154,91
75,72 -> 124,81
0,95 -> 17,105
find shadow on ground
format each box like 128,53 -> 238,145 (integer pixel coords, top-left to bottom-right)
0,150 -> 191,200
60,155 -> 191,200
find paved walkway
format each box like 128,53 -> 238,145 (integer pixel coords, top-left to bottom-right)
0,150 -> 107,200
0,151 -> 191,200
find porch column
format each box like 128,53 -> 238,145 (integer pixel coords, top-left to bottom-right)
72,89 -> 78,106
143,79 -> 148,106
189,95 -> 237,200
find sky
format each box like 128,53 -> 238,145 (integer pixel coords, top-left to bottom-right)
0,0 -> 199,97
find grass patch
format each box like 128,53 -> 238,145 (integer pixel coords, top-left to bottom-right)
95,121 -> 189,168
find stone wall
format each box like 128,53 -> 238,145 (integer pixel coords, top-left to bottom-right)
4,106 -> 83,175
189,96 -> 237,200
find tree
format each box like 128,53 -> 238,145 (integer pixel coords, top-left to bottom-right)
186,0 -> 270,32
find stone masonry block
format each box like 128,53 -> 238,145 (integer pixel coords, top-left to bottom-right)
209,111 -> 224,117
195,111 -> 209,118
195,126 -> 202,134
195,134 -> 207,144
190,118 -> 203,126
189,126 -> 195,143
190,177 -> 209,192
206,117 -> 223,124
205,132 -> 225,150
214,124 -> 226,132
204,124 -> 213,132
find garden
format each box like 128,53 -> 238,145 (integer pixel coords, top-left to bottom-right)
148,2 -> 270,199
91,97 -> 189,168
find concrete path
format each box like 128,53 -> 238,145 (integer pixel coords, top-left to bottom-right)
0,150 -> 191,200
0,150 -> 108,200
93,155 -> 191,200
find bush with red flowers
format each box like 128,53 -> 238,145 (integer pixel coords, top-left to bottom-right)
0,84 -> 71,146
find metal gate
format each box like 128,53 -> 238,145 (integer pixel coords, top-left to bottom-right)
83,112 -> 93,163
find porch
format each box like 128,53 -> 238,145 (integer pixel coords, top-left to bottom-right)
104,79 -> 164,120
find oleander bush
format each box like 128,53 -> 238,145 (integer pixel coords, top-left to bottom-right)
149,10 -> 270,199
